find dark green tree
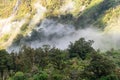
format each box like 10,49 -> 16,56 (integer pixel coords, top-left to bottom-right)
18,46 -> 36,72
0,49 -> 11,79
68,38 -> 95,60
33,71 -> 48,80
83,53 -> 116,80
12,72 -> 27,80
34,45 -> 50,69
49,48 -> 67,70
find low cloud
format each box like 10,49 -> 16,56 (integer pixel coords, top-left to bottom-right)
7,19 -> 120,52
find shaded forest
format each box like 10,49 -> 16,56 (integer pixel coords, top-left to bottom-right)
0,1 -> 120,80
0,38 -> 120,80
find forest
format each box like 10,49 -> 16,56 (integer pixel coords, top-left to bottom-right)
0,38 -> 120,80
0,0 -> 120,80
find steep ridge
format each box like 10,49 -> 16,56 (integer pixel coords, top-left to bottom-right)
0,0 -> 120,51
0,0 -> 46,49
13,0 -> 21,14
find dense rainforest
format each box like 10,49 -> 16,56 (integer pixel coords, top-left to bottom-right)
1,0 -> 120,80
0,0 -> 120,50
0,38 -> 120,80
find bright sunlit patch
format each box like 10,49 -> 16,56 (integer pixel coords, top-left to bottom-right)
60,0 -> 75,13
104,17 -> 120,34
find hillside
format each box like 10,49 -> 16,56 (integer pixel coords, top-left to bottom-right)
1,0 -> 120,80
0,0 -> 120,50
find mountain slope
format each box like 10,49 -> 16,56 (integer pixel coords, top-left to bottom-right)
0,0 -> 120,51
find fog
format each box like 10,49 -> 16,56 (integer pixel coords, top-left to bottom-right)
1,1 -> 120,52
7,19 -> 120,52
31,19 -> 120,51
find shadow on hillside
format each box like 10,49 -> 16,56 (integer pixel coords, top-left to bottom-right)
74,0 -> 120,28
9,0 -> 120,49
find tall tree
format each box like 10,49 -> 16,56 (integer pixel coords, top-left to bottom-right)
83,53 -> 116,80
0,49 -> 10,80
68,38 -> 95,60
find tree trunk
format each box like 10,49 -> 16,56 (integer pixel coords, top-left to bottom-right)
1,70 -> 4,80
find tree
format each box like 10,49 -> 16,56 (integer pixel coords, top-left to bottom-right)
0,49 -> 11,80
68,38 -> 95,60
10,52 -> 17,72
49,48 -> 67,70
15,46 -> 36,72
33,71 -> 48,80
34,45 -> 50,69
83,53 -> 116,80
12,72 -> 27,80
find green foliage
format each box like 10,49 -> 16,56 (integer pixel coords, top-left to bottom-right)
33,71 -> 48,80
100,74 -> 118,80
20,23 -> 29,32
0,49 -> 10,71
74,0 -> 120,28
13,34 -> 24,45
12,72 -> 27,80
1,0 -> 120,80
68,38 -> 95,60
83,53 -> 116,80
0,34 -> 10,42
103,49 -> 120,73
0,38 -> 120,80
49,48 -> 67,70
96,5 -> 120,28
52,74 -> 63,80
